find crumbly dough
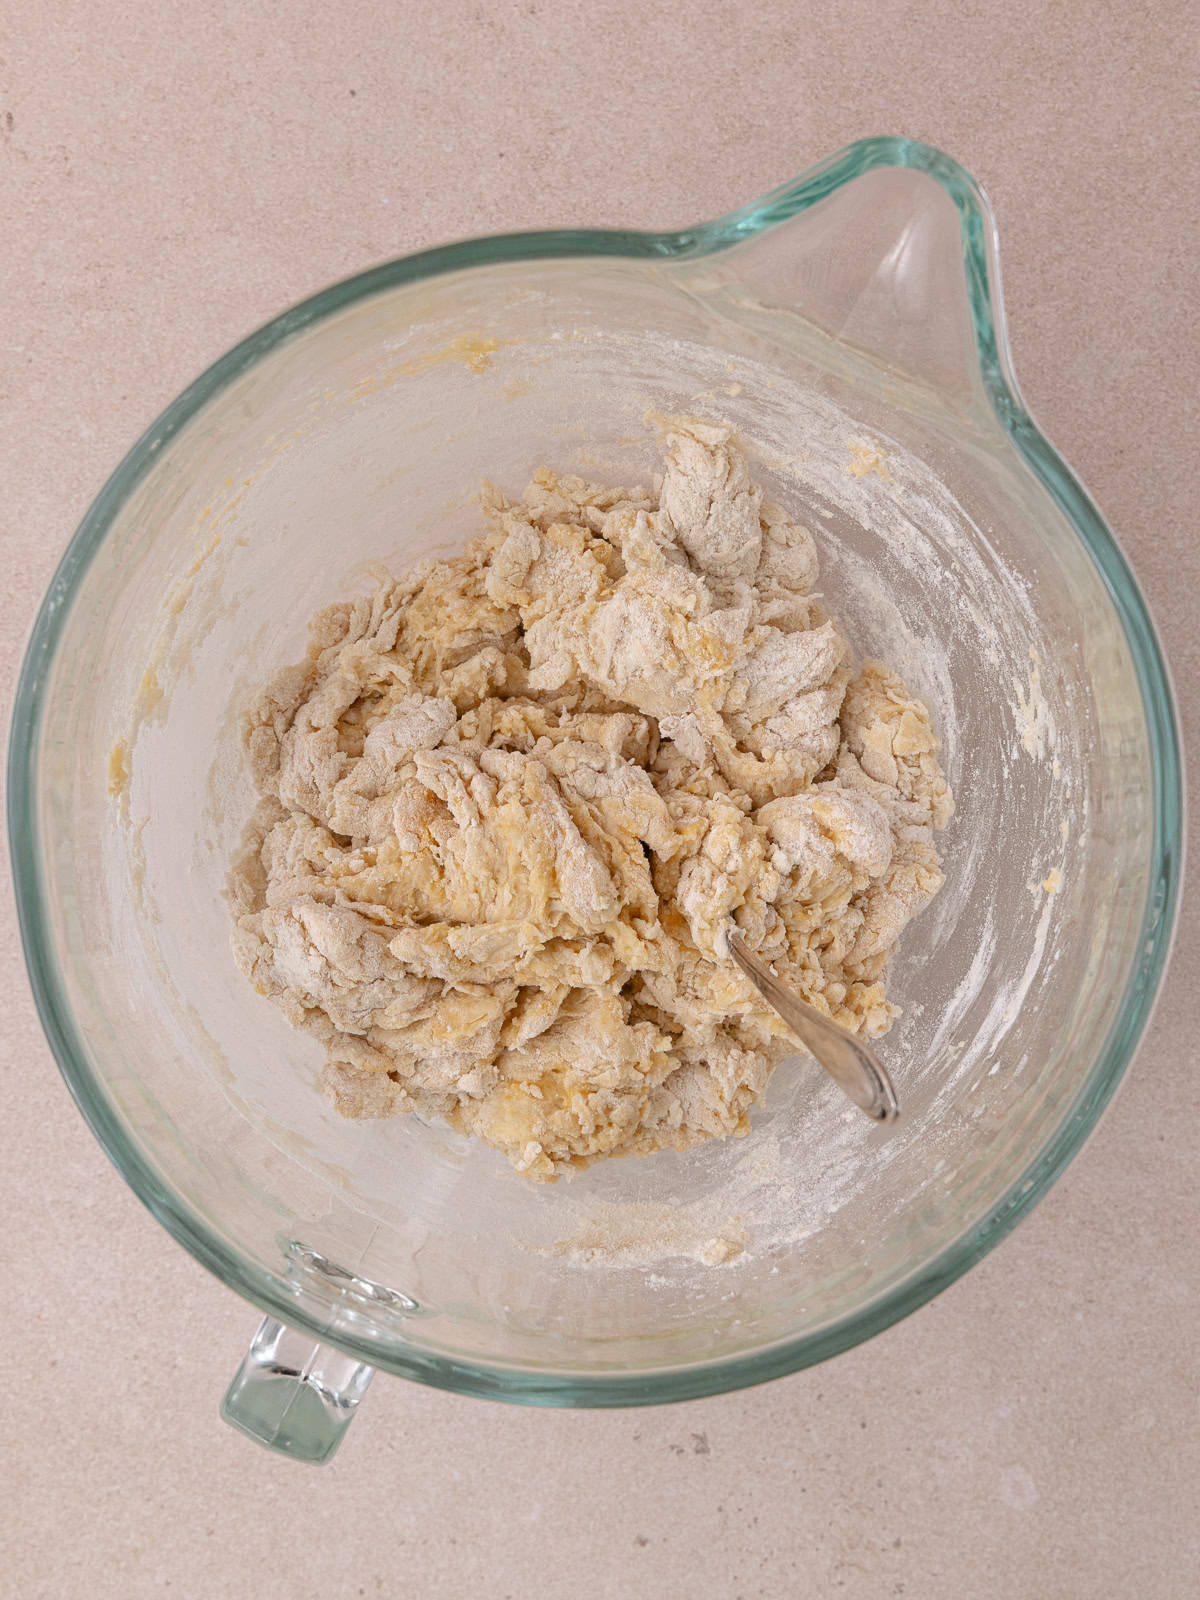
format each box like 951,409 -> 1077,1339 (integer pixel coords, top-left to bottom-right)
230,420 -> 952,1179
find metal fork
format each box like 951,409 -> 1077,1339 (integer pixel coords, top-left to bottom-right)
727,925 -> 899,1122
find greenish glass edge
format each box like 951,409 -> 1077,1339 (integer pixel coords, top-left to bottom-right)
7,136 -> 1183,1408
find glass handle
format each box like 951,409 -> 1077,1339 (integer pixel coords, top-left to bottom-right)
220,1316 -> 375,1464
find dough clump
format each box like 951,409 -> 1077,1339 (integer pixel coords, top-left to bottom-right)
230,420 -> 952,1179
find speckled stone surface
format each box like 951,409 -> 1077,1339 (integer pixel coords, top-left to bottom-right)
2,4 -> 1197,1596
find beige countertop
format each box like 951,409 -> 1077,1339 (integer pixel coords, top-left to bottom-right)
2,3 -> 1197,1595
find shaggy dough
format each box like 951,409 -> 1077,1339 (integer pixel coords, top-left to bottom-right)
230,420 -> 952,1179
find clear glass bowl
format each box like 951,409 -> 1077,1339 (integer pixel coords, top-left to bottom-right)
9,138 -> 1182,1462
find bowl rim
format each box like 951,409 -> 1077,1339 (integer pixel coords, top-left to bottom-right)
8,135 -> 1185,1406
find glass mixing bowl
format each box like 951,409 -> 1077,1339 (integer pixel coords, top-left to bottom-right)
9,138 -> 1182,1463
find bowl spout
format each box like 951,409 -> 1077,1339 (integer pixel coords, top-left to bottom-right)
683,140 -> 1008,419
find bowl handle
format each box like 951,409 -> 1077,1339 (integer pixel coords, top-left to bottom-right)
220,1315 -> 375,1464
